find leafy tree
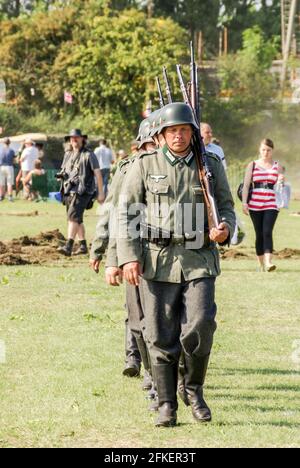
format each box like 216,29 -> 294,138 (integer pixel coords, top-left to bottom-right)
46,8 -> 188,143
0,6 -> 77,109
218,26 -> 278,117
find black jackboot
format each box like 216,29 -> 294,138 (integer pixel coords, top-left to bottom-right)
123,321 -> 141,377
184,354 -> 212,423
135,334 -> 152,390
153,364 -> 178,427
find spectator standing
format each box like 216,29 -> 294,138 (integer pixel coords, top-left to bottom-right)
0,138 -> 16,202
201,123 -> 227,170
20,139 -> 39,181
57,129 -> 105,257
94,139 -> 114,198
242,139 -> 283,272
23,159 -> 45,201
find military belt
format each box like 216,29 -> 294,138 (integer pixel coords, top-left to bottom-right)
141,223 -> 212,249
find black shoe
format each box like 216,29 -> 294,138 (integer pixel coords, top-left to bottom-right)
155,403 -> 177,427
142,371 -> 153,391
73,245 -> 88,256
123,361 -> 141,378
188,390 -> 212,423
57,245 -> 72,257
178,381 -> 190,407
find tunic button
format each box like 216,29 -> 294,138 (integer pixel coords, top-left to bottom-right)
178,163 -> 184,169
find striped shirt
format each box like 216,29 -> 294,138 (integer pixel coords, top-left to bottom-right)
248,161 -> 280,212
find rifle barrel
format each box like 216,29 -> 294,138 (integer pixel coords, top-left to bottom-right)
163,67 -> 173,104
156,77 -> 165,109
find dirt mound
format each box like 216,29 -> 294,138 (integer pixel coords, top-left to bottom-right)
220,249 -> 250,260
275,249 -> 300,259
0,230 -> 66,266
11,230 -> 65,247
0,241 -> 8,255
0,255 -> 33,266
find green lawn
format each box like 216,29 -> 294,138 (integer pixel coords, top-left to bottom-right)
0,199 -> 300,448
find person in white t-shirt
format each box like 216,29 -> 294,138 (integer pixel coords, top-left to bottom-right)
200,122 -> 245,246
20,139 -> 39,198
20,139 -> 39,175
94,139 -> 114,198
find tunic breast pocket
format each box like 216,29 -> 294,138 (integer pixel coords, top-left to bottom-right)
147,179 -> 170,219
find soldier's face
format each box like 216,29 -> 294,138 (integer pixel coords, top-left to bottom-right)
70,136 -> 83,151
164,125 -> 193,153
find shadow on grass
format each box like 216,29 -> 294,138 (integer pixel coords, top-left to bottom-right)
213,421 -> 300,429
212,367 -> 300,377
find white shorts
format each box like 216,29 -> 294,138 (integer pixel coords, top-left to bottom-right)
0,166 -> 14,186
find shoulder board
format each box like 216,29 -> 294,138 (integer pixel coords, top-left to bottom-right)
206,151 -> 221,163
138,149 -> 158,159
118,158 -> 131,170
118,157 -> 130,168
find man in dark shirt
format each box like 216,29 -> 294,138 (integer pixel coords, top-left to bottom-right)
0,138 -> 15,202
57,129 -> 105,257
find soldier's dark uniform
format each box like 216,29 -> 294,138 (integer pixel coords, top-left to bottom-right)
117,103 -> 236,426
90,158 -> 149,377
90,114 -> 157,384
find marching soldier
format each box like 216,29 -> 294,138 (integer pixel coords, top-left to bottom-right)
117,103 -> 236,427
90,117 -> 156,387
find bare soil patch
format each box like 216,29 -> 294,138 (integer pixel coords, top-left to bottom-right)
0,230 -> 66,266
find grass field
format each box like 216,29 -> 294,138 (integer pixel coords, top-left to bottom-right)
0,199 -> 300,448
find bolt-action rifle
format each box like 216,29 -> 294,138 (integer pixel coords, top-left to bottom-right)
176,42 -> 220,230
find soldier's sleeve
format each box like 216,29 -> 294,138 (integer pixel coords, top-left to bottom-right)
211,156 -> 236,245
105,238 -> 118,268
117,158 -> 146,267
90,166 -> 122,261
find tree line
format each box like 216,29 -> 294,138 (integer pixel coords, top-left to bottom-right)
1,0 -> 299,164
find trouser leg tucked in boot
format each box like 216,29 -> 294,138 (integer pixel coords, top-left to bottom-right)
153,363 -> 178,428
123,320 -> 141,377
184,353 -> 212,423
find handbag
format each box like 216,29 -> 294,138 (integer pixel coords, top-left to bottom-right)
237,162 -> 255,203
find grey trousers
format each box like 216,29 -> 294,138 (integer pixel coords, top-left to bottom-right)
139,277 -> 217,404
126,284 -> 151,373
140,277 -> 217,364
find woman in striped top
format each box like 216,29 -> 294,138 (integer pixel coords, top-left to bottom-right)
242,139 -> 284,272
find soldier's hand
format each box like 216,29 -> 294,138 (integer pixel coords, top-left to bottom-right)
105,267 -> 123,287
123,262 -> 142,286
210,222 -> 230,244
90,258 -> 101,274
